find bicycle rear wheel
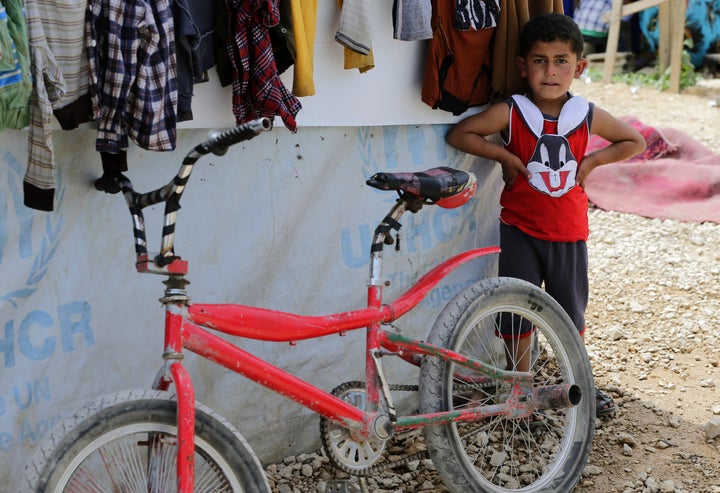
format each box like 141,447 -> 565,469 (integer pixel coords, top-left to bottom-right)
25,389 -> 270,493
419,277 -> 595,493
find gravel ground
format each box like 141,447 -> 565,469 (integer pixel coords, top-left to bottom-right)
264,79 -> 720,493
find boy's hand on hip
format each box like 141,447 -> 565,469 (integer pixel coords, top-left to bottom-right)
576,158 -> 598,188
500,156 -> 531,190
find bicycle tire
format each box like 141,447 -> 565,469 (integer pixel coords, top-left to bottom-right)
24,389 -> 271,493
419,277 -> 595,493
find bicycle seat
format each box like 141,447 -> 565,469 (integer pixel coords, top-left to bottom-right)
366,167 -> 477,209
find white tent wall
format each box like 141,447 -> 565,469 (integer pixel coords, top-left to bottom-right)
0,1 -> 503,487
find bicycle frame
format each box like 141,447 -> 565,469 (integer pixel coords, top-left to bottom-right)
149,233 -> 522,492
113,119 -> 579,492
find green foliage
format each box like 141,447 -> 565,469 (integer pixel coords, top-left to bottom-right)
583,50 -> 698,91
614,51 -> 697,90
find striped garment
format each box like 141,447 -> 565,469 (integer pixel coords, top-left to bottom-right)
335,0 -> 372,55
86,0 -> 178,154
24,0 -> 89,210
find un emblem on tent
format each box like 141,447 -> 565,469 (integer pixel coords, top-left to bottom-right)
0,150 -> 63,308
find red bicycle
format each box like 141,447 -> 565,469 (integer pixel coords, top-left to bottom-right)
25,118 -> 595,493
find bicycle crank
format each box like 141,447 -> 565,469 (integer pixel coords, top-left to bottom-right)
319,381 -> 429,477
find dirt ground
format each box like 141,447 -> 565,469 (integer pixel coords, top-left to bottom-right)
569,78 -> 720,493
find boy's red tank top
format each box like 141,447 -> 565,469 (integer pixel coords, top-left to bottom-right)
500,94 -> 593,242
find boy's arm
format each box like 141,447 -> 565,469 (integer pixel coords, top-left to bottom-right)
578,106 -> 646,187
446,103 -> 531,189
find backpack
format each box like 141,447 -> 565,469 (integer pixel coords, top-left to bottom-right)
421,0 -> 498,115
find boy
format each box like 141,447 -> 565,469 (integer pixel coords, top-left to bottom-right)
445,13 -> 645,416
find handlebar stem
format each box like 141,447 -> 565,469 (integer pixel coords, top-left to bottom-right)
113,118 -> 272,272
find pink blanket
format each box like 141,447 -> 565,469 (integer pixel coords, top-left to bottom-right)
584,118 -> 720,224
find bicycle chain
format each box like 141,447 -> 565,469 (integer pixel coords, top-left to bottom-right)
352,449 -> 430,477
388,383 -> 418,392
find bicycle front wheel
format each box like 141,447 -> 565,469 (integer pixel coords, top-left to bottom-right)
25,389 -> 270,493
419,277 -> 595,493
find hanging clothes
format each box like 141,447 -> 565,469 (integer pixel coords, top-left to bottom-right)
225,0 -> 301,132
337,0 -> 374,73
271,0 -> 317,96
24,0 -> 91,211
86,0 -> 178,154
489,0 -> 564,101
269,0 -> 295,75
453,0 -> 501,31
392,0 -> 432,41
343,44 -> 374,73
421,0 -> 498,115
0,0 -> 31,131
288,0 -> 317,97
174,0 -> 221,122
214,2 -> 233,87
335,0 -> 371,55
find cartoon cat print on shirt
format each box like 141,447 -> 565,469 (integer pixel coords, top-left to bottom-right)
510,94 -> 590,198
527,134 -> 577,197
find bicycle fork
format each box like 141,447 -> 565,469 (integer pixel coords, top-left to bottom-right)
152,274 -> 196,493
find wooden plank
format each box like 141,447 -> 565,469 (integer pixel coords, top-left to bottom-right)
668,0 -> 687,92
657,2 -> 671,70
620,0 -> 672,16
602,0 -> 626,82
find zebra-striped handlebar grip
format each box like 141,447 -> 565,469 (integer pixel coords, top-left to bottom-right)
202,118 -> 273,156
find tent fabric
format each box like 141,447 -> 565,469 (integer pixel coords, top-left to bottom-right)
584,120 -> 720,224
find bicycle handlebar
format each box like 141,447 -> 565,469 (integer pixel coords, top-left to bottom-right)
201,118 -> 273,156
118,117 -> 273,272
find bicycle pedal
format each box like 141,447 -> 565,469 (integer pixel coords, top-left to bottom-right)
326,479 -> 361,493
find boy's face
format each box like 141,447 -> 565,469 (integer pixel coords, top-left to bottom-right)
516,40 -> 587,101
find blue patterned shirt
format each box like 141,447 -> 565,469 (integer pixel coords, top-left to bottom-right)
573,0 -> 613,37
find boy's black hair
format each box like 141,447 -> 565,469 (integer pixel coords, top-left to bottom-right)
519,13 -> 584,57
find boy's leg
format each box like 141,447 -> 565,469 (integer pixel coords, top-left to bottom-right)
542,240 -> 615,414
503,333 -> 532,372
542,239 -> 588,336
498,223 -> 542,372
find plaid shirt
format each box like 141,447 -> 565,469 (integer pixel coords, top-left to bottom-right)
573,0 -> 613,36
86,0 -> 177,153
226,0 -> 301,132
